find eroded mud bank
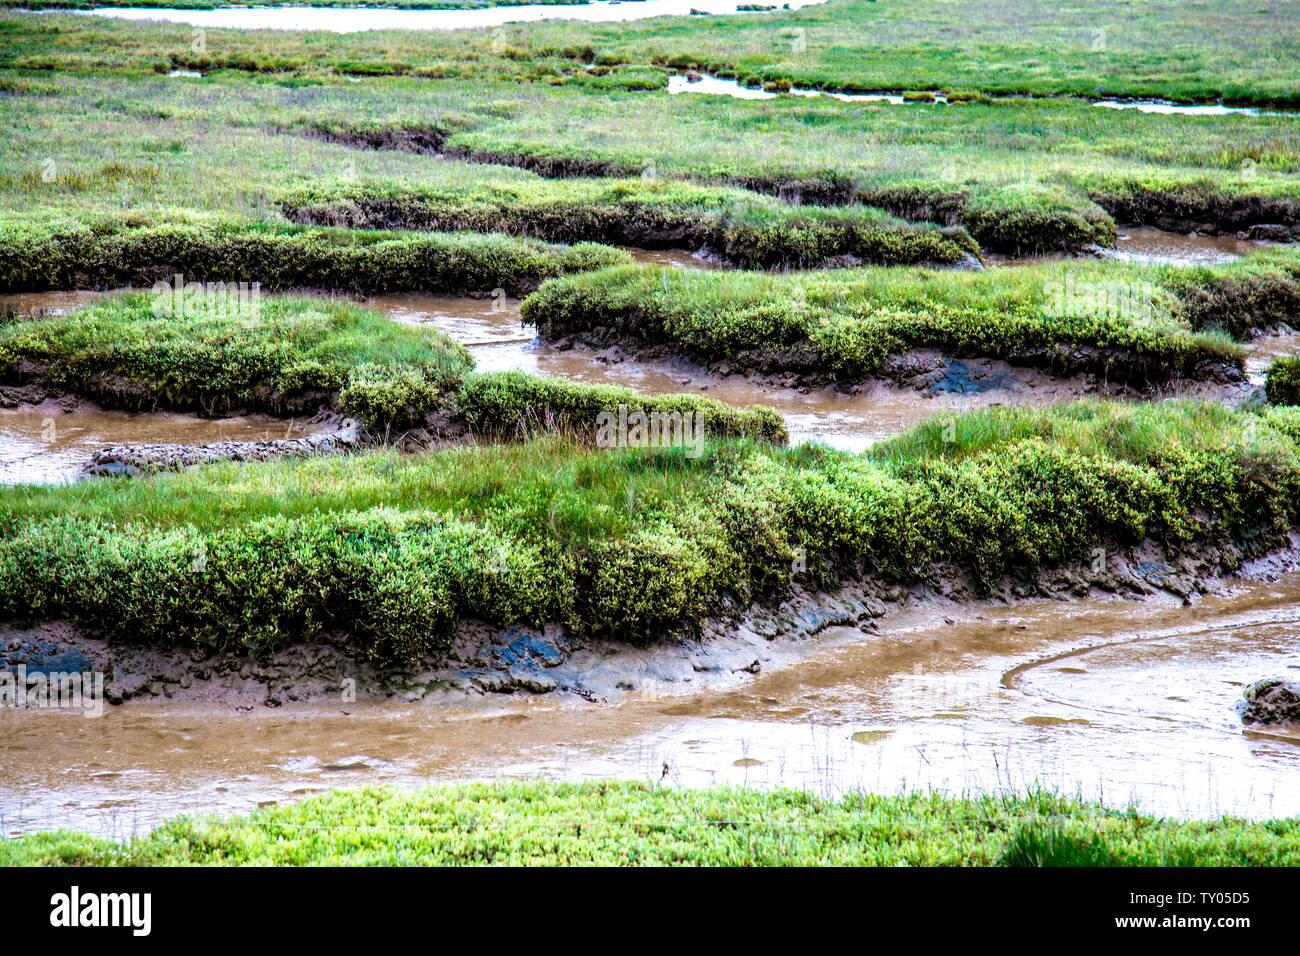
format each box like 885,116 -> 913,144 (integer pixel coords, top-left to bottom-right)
5,533 -> 1294,712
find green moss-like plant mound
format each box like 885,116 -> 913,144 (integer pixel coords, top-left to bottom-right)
277,177 -> 979,269
1266,356 -> 1300,406
3,400 -> 1298,658
4,781 -> 1298,866
0,213 -> 630,297
455,370 -> 788,444
521,260 -> 1246,383
0,292 -> 474,427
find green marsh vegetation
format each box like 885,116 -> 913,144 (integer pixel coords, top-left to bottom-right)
277,177 -> 979,268
0,292 -> 786,433
5,781 -> 1298,866
1266,356 -> 1300,406
3,7 -> 1299,254
0,292 -> 475,423
7,0 -> 1297,103
0,214 -> 629,295
522,255 -> 1300,383
3,399 -> 1297,657
0,0 -> 1298,863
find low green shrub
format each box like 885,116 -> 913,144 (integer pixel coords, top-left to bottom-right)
1161,249 -> 1300,337
960,183 -> 1118,254
277,177 -> 979,269
1266,356 -> 1300,405
455,371 -> 789,444
521,261 -> 1244,383
0,293 -> 472,427
339,364 -> 444,431
3,400 -> 1296,657
0,213 -> 629,296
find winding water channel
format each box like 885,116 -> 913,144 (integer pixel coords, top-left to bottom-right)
2,232 -> 1298,835
3,572 -> 1298,837
1,230 -> 1295,480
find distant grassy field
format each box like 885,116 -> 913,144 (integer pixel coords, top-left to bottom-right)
6,781 -> 1300,866
4,25 -> 1297,252
7,0 -> 1299,103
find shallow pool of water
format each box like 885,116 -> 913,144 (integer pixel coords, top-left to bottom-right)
4,572 -> 1297,837
0,290 -> 109,319
370,291 -> 1041,452
983,227 -> 1275,269
667,73 -> 938,103
1109,227 -> 1273,267
65,0 -> 824,32
1246,329 -> 1299,386
1093,99 -> 1283,116
0,404 -> 319,485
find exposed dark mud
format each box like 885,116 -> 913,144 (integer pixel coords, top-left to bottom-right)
82,415 -> 363,477
1094,189 -> 1300,241
539,327 -> 1247,395
0,398 -> 332,484
5,531 -> 1293,712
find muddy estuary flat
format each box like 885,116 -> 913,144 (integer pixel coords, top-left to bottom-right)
4,570 -> 1298,837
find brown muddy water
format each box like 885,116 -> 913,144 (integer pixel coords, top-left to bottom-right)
0,404 -> 321,484
1246,329 -> 1300,385
1110,227 -> 1275,267
985,227 -> 1274,268
371,291 -> 1046,453
4,572 -> 1299,837
0,290 -> 109,318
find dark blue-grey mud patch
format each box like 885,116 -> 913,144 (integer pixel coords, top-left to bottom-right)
0,631 -> 97,676
929,359 -> 1021,394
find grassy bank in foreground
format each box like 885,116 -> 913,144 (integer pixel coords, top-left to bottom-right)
0,214 -> 628,296
3,400 -> 1298,657
277,177 -> 979,269
5,781 -> 1298,866
522,255 -> 1299,383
